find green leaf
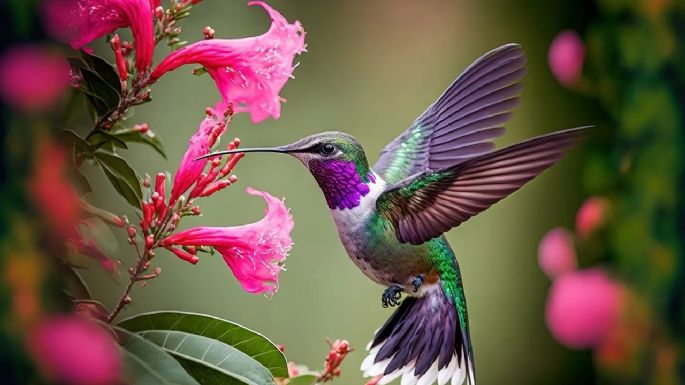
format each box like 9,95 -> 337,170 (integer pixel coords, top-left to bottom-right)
62,129 -> 94,155
94,151 -> 142,208
68,53 -> 121,115
113,128 -> 167,158
72,167 -> 93,194
85,53 -> 122,93
61,266 -> 91,299
287,375 -> 317,385
116,327 -> 200,385
117,311 -> 288,377
137,330 -> 274,385
90,130 -> 129,150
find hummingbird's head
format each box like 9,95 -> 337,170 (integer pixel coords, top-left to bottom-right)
199,131 -> 377,210
280,131 -> 369,173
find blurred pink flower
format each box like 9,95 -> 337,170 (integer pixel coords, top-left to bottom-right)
27,315 -> 122,385
576,196 -> 610,238
548,30 -> 585,87
545,268 -> 621,349
43,0 -> 154,73
169,102 -> 231,205
150,1 -> 306,123
0,45 -> 69,112
29,141 -> 81,240
538,228 -> 577,279
162,187 -> 294,295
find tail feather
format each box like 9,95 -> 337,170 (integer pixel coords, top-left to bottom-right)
361,286 -> 474,385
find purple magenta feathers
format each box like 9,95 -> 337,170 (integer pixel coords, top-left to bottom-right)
309,159 -> 374,210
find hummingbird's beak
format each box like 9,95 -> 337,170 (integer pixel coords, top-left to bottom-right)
194,146 -> 292,161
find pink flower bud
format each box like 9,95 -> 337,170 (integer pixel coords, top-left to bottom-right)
155,6 -> 164,20
165,246 -> 199,264
545,268 -> 622,349
155,172 -> 166,199
538,228 -> 577,279
576,197 -> 609,239
127,226 -> 137,239
200,179 -> 231,197
203,26 -> 215,39
134,123 -> 149,133
145,235 -> 154,249
191,206 -> 201,215
548,30 -> 585,87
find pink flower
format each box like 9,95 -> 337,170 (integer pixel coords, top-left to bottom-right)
43,0 -> 154,73
150,1 -> 306,123
27,315 -> 122,385
162,187 -> 294,295
548,30 -> 585,87
168,102 -> 235,205
0,45 -> 69,113
576,196 -> 610,238
545,268 -> 621,349
29,141 -> 81,240
538,228 -> 577,279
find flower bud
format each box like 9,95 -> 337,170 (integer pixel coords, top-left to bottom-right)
109,34 -> 128,82
145,235 -> 154,249
127,226 -> 137,239
203,26 -> 215,39
166,247 -> 199,264
155,6 -> 164,19
134,123 -> 149,133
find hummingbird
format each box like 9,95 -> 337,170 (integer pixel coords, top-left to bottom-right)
202,44 -> 586,385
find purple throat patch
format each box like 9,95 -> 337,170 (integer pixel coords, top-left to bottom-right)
310,160 -> 375,210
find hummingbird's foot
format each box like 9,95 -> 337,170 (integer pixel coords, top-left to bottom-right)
382,285 -> 403,308
412,274 -> 425,293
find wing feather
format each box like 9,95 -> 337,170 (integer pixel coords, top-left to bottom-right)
374,44 -> 526,183
377,127 -> 586,244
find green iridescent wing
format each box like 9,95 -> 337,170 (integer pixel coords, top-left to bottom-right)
373,44 -> 526,184
376,128 -> 586,244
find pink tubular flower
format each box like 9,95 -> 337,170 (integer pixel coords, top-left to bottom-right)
548,30 -> 585,87
538,228 -> 577,279
150,1 -> 306,123
0,45 -> 69,113
576,196 -> 610,238
545,268 -> 621,349
27,315 -> 122,385
162,187 -> 294,295
43,0 -> 154,73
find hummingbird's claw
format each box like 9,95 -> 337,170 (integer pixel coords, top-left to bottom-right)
382,285 -> 403,308
412,274 -> 425,293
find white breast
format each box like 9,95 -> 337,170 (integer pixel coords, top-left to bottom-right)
331,171 -> 387,228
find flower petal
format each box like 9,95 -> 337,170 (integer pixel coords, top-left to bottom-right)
43,0 -> 154,72
162,187 -> 294,295
150,2 -> 305,123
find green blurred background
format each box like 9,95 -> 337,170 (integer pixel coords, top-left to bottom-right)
77,1 -> 595,384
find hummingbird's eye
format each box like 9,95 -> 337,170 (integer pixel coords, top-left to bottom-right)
320,143 -> 336,155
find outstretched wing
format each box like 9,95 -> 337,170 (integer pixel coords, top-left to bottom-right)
376,127 -> 586,245
374,43 -> 526,184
